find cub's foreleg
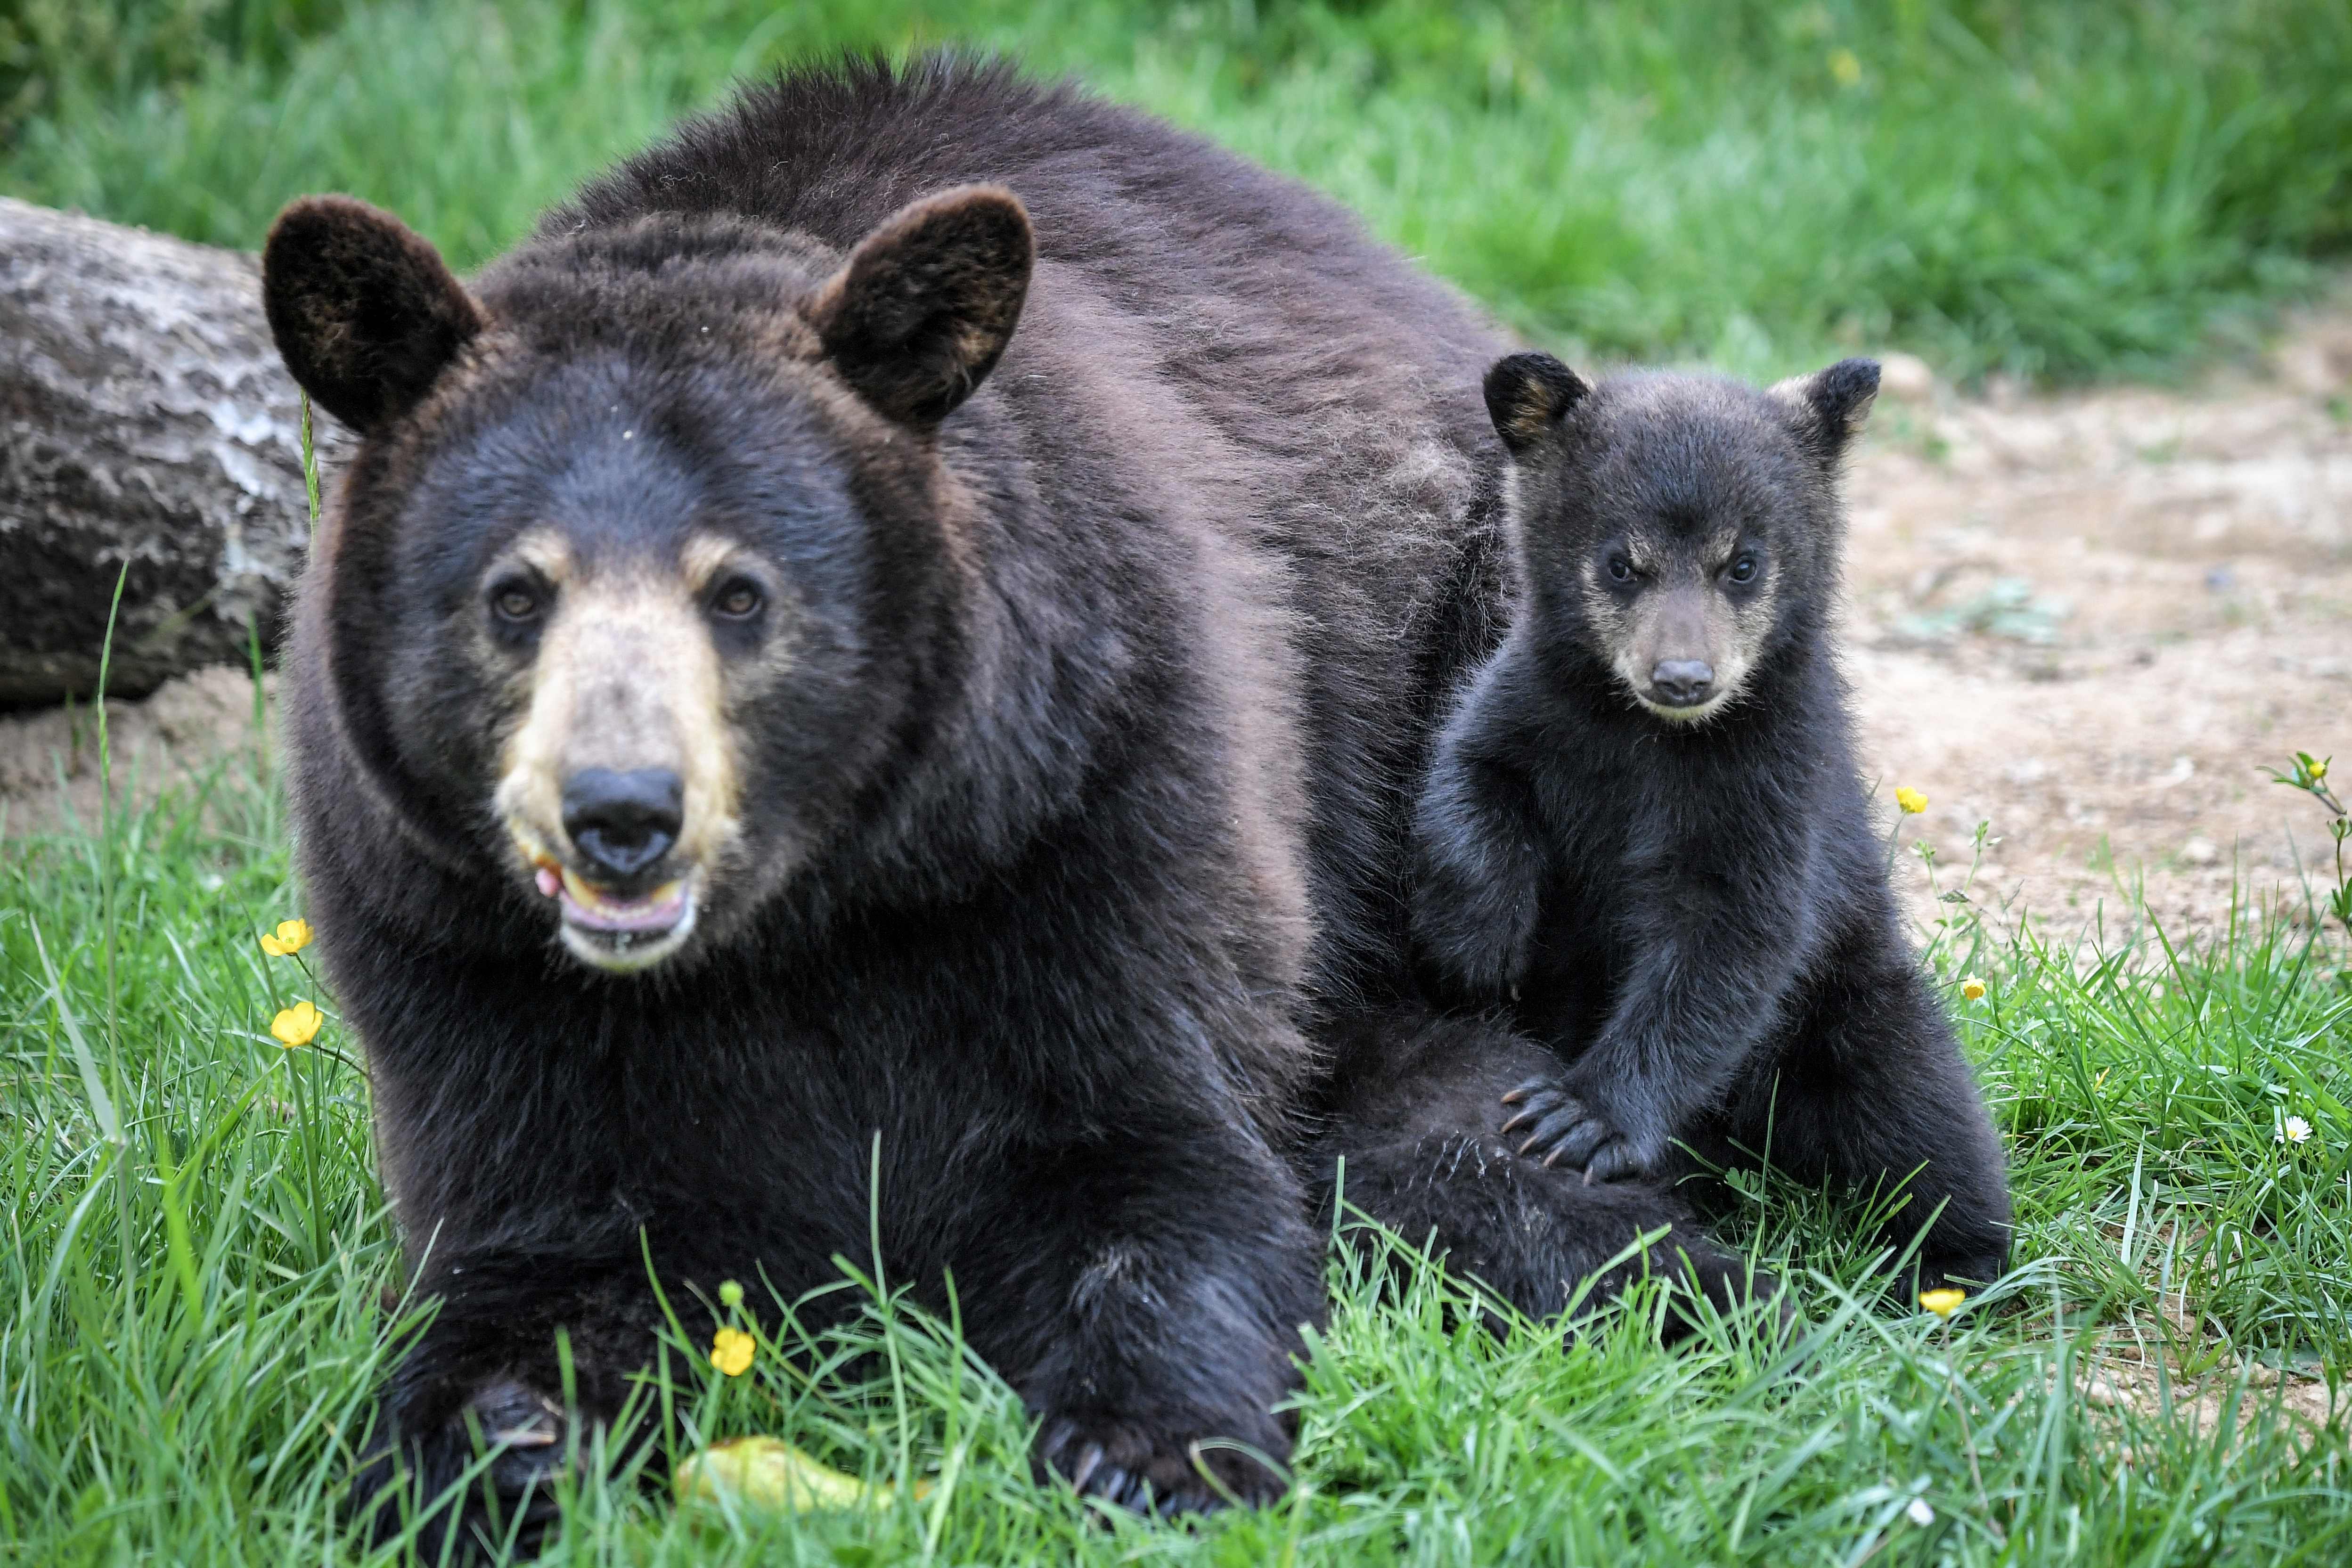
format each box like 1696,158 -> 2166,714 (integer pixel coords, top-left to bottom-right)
1410,676 -> 1551,1006
1310,1010 -> 1779,1336
1503,839 -> 1821,1184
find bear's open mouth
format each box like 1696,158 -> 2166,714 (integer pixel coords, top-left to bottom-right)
527,857 -> 699,971
1636,694 -> 1725,724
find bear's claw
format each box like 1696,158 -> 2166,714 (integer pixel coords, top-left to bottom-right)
1036,1414 -> 1271,1518
350,1378 -> 576,1560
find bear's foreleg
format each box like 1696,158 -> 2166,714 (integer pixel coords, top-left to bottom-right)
347,1238 -> 668,1560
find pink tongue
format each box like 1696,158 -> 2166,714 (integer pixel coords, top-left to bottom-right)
535,866 -> 562,898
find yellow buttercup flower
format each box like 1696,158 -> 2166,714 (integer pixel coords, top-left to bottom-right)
711,1326 -> 756,1377
1919,1287 -> 1966,1318
260,919 -> 314,957
1895,786 -> 1928,815
1960,975 -> 1986,1001
1828,47 -> 1862,87
270,1000 -> 324,1049
2309,757 -> 2328,783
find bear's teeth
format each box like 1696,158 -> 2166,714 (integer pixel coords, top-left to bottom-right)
555,866 -> 689,932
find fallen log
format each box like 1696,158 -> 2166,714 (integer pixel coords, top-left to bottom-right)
0,196 -> 338,706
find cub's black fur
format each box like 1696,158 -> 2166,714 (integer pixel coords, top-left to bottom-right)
262,56 -> 1762,1557
1412,354 -> 2012,1296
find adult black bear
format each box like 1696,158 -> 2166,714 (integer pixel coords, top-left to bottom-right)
1411,353 -> 2013,1297
264,57 -> 1762,1552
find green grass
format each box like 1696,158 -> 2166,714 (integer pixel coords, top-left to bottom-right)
6,0 -> 2351,382
3,684 -> 2348,1564
6,3 -> 2352,1558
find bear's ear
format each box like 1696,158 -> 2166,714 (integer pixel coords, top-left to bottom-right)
262,196 -> 486,435
806,185 -> 1034,427
1772,357 -> 1879,464
1483,352 -> 1591,456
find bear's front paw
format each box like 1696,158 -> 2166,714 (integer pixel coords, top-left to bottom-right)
1499,1075 -> 1657,1183
352,1379 -> 577,1558
1035,1413 -> 1285,1518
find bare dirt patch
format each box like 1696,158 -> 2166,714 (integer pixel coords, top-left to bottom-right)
1845,302 -> 2352,957
0,665 -> 273,837
5,305 -> 2350,964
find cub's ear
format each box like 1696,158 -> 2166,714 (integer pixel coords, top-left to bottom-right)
262,196 -> 485,435
1772,357 -> 1879,463
806,184 -> 1033,427
1482,352 -> 1591,456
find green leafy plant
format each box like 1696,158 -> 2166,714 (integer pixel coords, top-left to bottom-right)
2264,751 -> 2351,936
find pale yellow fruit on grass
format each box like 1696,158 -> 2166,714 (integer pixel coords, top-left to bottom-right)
673,1437 -> 931,1515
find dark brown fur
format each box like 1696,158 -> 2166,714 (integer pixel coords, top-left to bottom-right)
263,56 -> 1768,1556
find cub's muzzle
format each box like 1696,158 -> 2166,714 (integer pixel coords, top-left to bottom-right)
1647,660 -> 1715,710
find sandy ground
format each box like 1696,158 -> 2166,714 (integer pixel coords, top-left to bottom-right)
6,304 -> 2350,966
0,663 -> 273,837
1847,299 -> 2352,958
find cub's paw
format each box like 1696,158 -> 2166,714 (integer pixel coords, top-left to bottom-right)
1499,1075 -> 1655,1183
1035,1413 -> 1285,1519
353,1380 -> 576,1558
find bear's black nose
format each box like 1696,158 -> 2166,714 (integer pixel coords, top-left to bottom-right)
561,768 -> 683,880
1649,660 -> 1715,709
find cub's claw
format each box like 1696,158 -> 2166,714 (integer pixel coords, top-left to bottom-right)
1499,1074 -> 1552,1108
1498,1076 -> 1650,1181
1510,1103 -> 1588,1159
1500,1081 -> 1586,1153
1540,1115 -> 1618,1173
1580,1137 -> 1647,1185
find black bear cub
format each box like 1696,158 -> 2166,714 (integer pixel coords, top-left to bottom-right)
1411,352 -> 2012,1295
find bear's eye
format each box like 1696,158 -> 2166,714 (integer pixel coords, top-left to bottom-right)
490,579 -> 544,623
711,577 -> 765,621
1606,556 -> 1635,584
1727,555 -> 1760,585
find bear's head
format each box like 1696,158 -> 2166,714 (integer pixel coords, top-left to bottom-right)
1482,352 -> 1878,724
263,186 -> 1033,974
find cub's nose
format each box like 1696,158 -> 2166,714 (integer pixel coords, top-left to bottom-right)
1649,660 -> 1715,709
561,768 -> 683,880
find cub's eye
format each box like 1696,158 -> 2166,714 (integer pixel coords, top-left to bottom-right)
1606,556 -> 1635,583
490,580 -> 543,623
1727,555 -> 1760,585
711,577 -> 765,620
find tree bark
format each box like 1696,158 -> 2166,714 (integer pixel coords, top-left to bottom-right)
0,196 -> 339,706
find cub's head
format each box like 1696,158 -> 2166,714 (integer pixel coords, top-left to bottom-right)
1483,352 -> 1878,724
264,185 -> 1032,974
